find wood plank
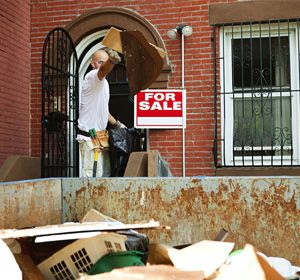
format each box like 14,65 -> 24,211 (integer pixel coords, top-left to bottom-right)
0,220 -> 161,239
148,150 -> 158,177
124,152 -> 148,177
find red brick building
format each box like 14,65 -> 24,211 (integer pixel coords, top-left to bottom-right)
0,1 -> 31,167
1,0 -> 300,177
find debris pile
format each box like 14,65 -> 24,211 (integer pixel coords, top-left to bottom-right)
0,209 -> 299,280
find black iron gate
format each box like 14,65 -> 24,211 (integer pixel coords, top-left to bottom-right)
41,28 -> 79,177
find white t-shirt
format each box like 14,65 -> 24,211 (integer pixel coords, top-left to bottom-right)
77,69 -> 110,141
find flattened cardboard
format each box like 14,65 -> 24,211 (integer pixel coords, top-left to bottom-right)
101,27 -> 123,54
148,42 -> 167,59
215,244 -> 284,280
169,240 -> 234,277
148,240 -> 234,278
81,209 -> 119,223
101,27 -> 166,96
121,30 -> 163,96
101,27 -> 167,58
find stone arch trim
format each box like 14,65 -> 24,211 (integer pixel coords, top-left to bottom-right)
65,7 -> 171,88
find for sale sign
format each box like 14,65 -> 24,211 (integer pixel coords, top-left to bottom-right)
134,89 -> 186,128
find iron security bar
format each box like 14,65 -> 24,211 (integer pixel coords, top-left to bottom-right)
213,19 -> 300,167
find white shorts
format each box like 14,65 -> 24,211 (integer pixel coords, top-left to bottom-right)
79,140 -> 111,177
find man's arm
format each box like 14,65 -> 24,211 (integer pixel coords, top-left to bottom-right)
98,49 -> 121,80
108,113 -> 126,128
108,113 -> 117,126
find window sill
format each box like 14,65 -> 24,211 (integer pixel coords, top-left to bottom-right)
215,166 -> 300,176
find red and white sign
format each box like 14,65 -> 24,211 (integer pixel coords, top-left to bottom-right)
134,89 -> 186,128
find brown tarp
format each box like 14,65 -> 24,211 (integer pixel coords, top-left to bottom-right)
209,0 -> 300,25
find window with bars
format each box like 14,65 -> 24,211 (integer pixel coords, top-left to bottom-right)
215,20 -> 300,167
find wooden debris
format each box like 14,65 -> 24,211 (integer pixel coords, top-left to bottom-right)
0,220 -> 161,239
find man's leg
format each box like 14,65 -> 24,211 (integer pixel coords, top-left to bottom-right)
96,150 -> 111,177
79,141 -> 94,177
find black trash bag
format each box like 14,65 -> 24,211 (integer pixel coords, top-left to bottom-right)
108,128 -> 137,177
117,229 -> 149,264
109,127 -> 136,154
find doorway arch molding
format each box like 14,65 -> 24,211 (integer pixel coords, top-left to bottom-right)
65,7 -> 171,88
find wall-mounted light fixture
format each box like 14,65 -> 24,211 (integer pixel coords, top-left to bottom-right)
167,24 -> 193,40
167,24 -> 193,177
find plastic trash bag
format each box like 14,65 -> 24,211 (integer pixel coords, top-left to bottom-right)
117,230 -> 149,264
108,128 -> 138,177
109,127 -> 136,154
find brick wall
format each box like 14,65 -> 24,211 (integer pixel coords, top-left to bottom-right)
0,1 -> 31,166
30,0 -> 233,176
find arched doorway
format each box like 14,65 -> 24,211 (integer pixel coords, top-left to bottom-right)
48,7 -> 171,177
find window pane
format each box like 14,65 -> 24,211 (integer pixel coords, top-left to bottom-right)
233,37 -> 290,89
233,95 -> 292,156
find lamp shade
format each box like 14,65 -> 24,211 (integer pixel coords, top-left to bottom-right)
167,28 -> 178,39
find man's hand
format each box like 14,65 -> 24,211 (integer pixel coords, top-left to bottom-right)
106,48 -> 121,65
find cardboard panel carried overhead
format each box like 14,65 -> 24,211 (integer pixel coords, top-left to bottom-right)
101,28 -> 166,96
101,27 -> 123,53
121,30 -> 163,96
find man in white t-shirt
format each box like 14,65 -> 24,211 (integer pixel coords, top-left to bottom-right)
77,48 -> 125,177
